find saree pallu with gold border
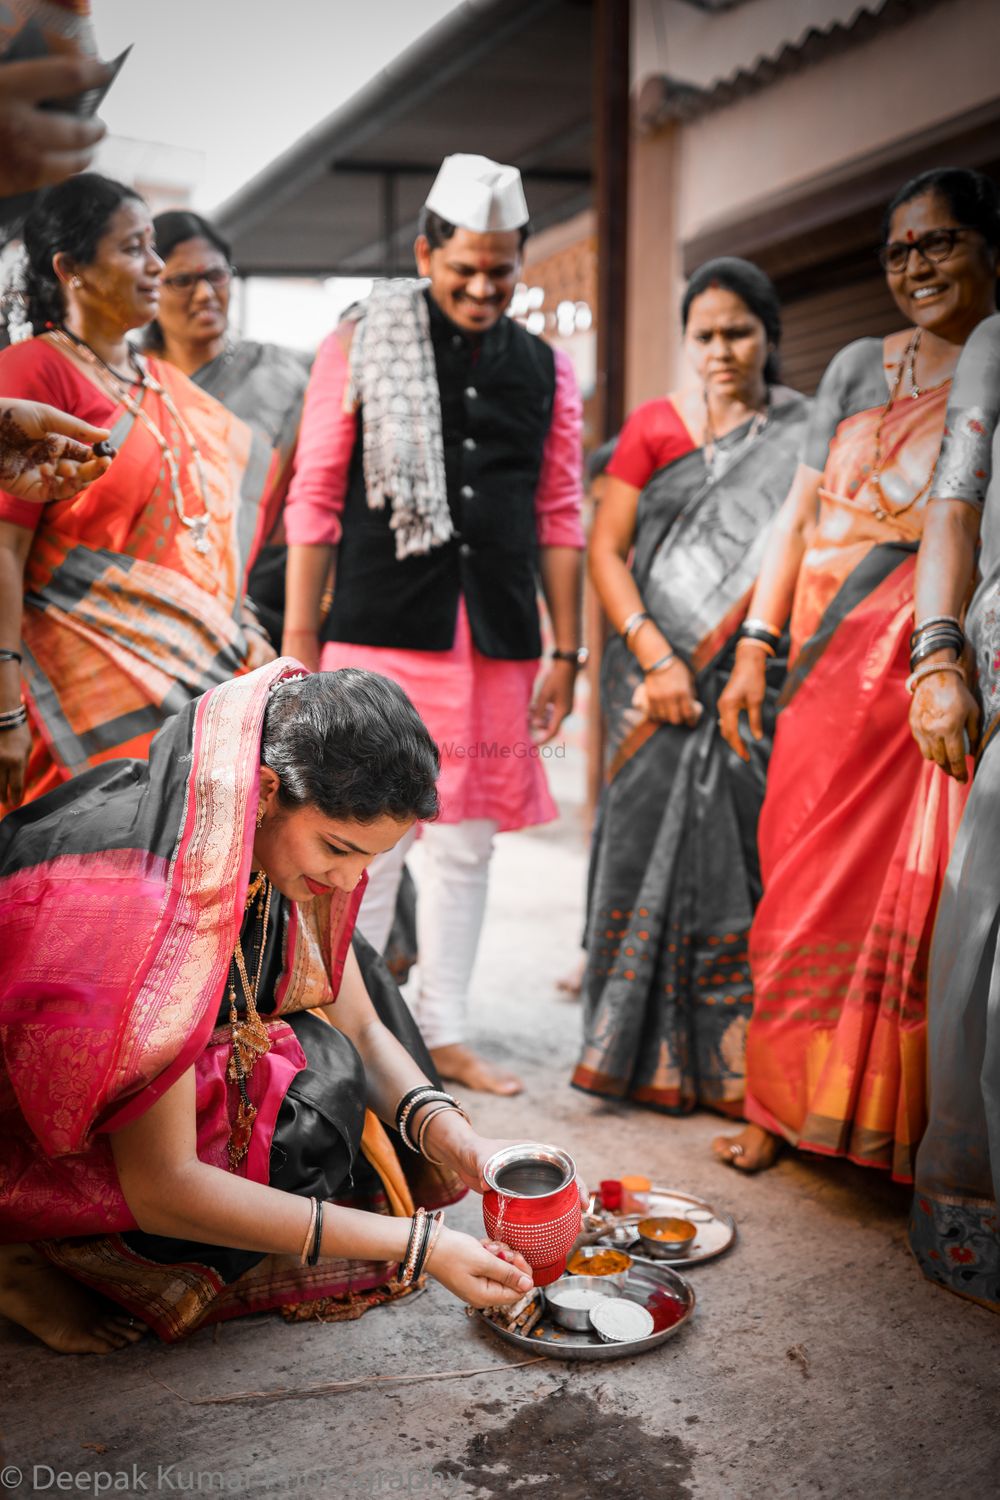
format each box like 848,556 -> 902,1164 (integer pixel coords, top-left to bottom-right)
746,381 -> 970,1182
13,354 -> 276,809
0,661 -> 462,1340
572,391 -> 810,1112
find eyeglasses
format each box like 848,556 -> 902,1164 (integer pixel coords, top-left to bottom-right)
878,227 -> 978,274
160,265 -> 236,293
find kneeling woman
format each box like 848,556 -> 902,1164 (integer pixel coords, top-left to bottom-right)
0,663 -> 541,1353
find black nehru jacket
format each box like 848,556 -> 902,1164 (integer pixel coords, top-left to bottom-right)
322,290 -> 557,660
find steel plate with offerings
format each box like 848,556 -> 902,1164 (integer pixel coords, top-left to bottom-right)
583,1186 -> 736,1267
476,1258 -> 694,1362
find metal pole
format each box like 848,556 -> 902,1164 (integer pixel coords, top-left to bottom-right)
594,0 -> 630,440
382,170 -> 397,273
586,0 -> 630,819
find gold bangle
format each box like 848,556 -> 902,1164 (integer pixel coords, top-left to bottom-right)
906,660 -> 967,695
738,637 -> 776,657
299,1197 -> 317,1265
400,1207 -> 427,1286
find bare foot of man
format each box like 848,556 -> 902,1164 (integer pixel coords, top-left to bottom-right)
711,1123 -> 782,1173
0,1244 -> 147,1354
430,1043 -> 523,1096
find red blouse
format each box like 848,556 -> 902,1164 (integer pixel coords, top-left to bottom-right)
0,340 -> 117,531
607,397 -> 696,492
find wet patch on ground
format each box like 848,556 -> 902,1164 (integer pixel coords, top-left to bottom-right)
435,1386 -> 695,1498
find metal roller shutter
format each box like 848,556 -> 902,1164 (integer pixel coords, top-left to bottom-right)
777,271 -> 905,395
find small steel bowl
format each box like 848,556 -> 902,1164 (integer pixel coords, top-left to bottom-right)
597,1224 -> 640,1251
544,1275 -> 622,1331
636,1216 -> 697,1256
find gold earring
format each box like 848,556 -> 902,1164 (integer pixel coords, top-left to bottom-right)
255,805 -> 265,829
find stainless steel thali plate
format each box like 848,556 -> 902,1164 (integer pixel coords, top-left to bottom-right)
592,1188 -> 736,1267
477,1260 -> 695,1362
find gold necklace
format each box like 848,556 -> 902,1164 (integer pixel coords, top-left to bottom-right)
227,876 -> 273,1170
49,328 -> 215,554
868,330 -> 937,522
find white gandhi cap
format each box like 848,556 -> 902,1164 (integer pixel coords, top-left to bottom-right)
423,153 -> 529,234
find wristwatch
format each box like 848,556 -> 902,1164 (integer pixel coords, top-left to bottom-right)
550,647 -> 589,666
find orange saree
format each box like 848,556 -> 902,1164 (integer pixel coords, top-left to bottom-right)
745,340 -> 970,1181
0,341 -> 276,810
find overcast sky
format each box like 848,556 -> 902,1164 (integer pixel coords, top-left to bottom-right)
91,0 -> 461,211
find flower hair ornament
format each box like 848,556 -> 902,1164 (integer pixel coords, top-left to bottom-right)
0,241 -> 33,344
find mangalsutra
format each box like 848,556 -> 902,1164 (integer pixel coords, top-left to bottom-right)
226,875 -> 273,1170
49,327 -> 214,554
702,390 -> 769,478
868,330 -> 934,522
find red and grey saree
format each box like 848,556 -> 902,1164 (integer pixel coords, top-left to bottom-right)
573,389 -> 810,1112
0,660 -> 461,1339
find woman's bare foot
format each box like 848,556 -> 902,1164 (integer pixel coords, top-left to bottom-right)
711,1123 -> 782,1173
430,1043 -> 523,1096
0,1244 -> 147,1354
555,954 -> 586,998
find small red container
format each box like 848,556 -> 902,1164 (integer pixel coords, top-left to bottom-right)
482,1144 -> 580,1287
599,1178 -> 622,1212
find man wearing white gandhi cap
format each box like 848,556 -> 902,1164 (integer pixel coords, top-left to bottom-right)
283,154 -> 585,1095
424,153 -> 529,234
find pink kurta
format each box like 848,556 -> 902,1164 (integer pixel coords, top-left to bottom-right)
285,323 -> 585,828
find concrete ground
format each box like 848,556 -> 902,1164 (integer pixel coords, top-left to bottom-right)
2,732 -> 998,1500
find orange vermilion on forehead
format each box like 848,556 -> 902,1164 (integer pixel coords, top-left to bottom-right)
448,253 -> 511,271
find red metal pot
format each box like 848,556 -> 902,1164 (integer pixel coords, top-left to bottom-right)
482,1144 -> 580,1287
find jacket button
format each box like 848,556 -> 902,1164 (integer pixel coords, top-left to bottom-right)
463,437 -> 476,451
461,484 -> 474,499
465,386 -> 478,399
459,543 -> 472,557
452,334 -> 464,348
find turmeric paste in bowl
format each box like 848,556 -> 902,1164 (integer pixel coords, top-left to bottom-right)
567,1246 -> 633,1277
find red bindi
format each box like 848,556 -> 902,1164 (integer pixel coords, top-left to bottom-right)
905,230 -> 915,242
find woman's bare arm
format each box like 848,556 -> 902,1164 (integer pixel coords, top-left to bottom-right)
109,1064 -> 533,1306
589,472 -> 700,726
909,498 -> 982,780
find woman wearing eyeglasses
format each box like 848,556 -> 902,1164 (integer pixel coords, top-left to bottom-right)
714,168 -> 1000,1177
145,212 -> 312,647
0,173 -> 275,813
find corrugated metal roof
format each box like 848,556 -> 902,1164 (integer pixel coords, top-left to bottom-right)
215,0 -> 593,277
637,0 -> 944,128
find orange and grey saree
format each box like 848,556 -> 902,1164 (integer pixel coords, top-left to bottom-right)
0,341 -> 276,810
745,338 -> 970,1181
